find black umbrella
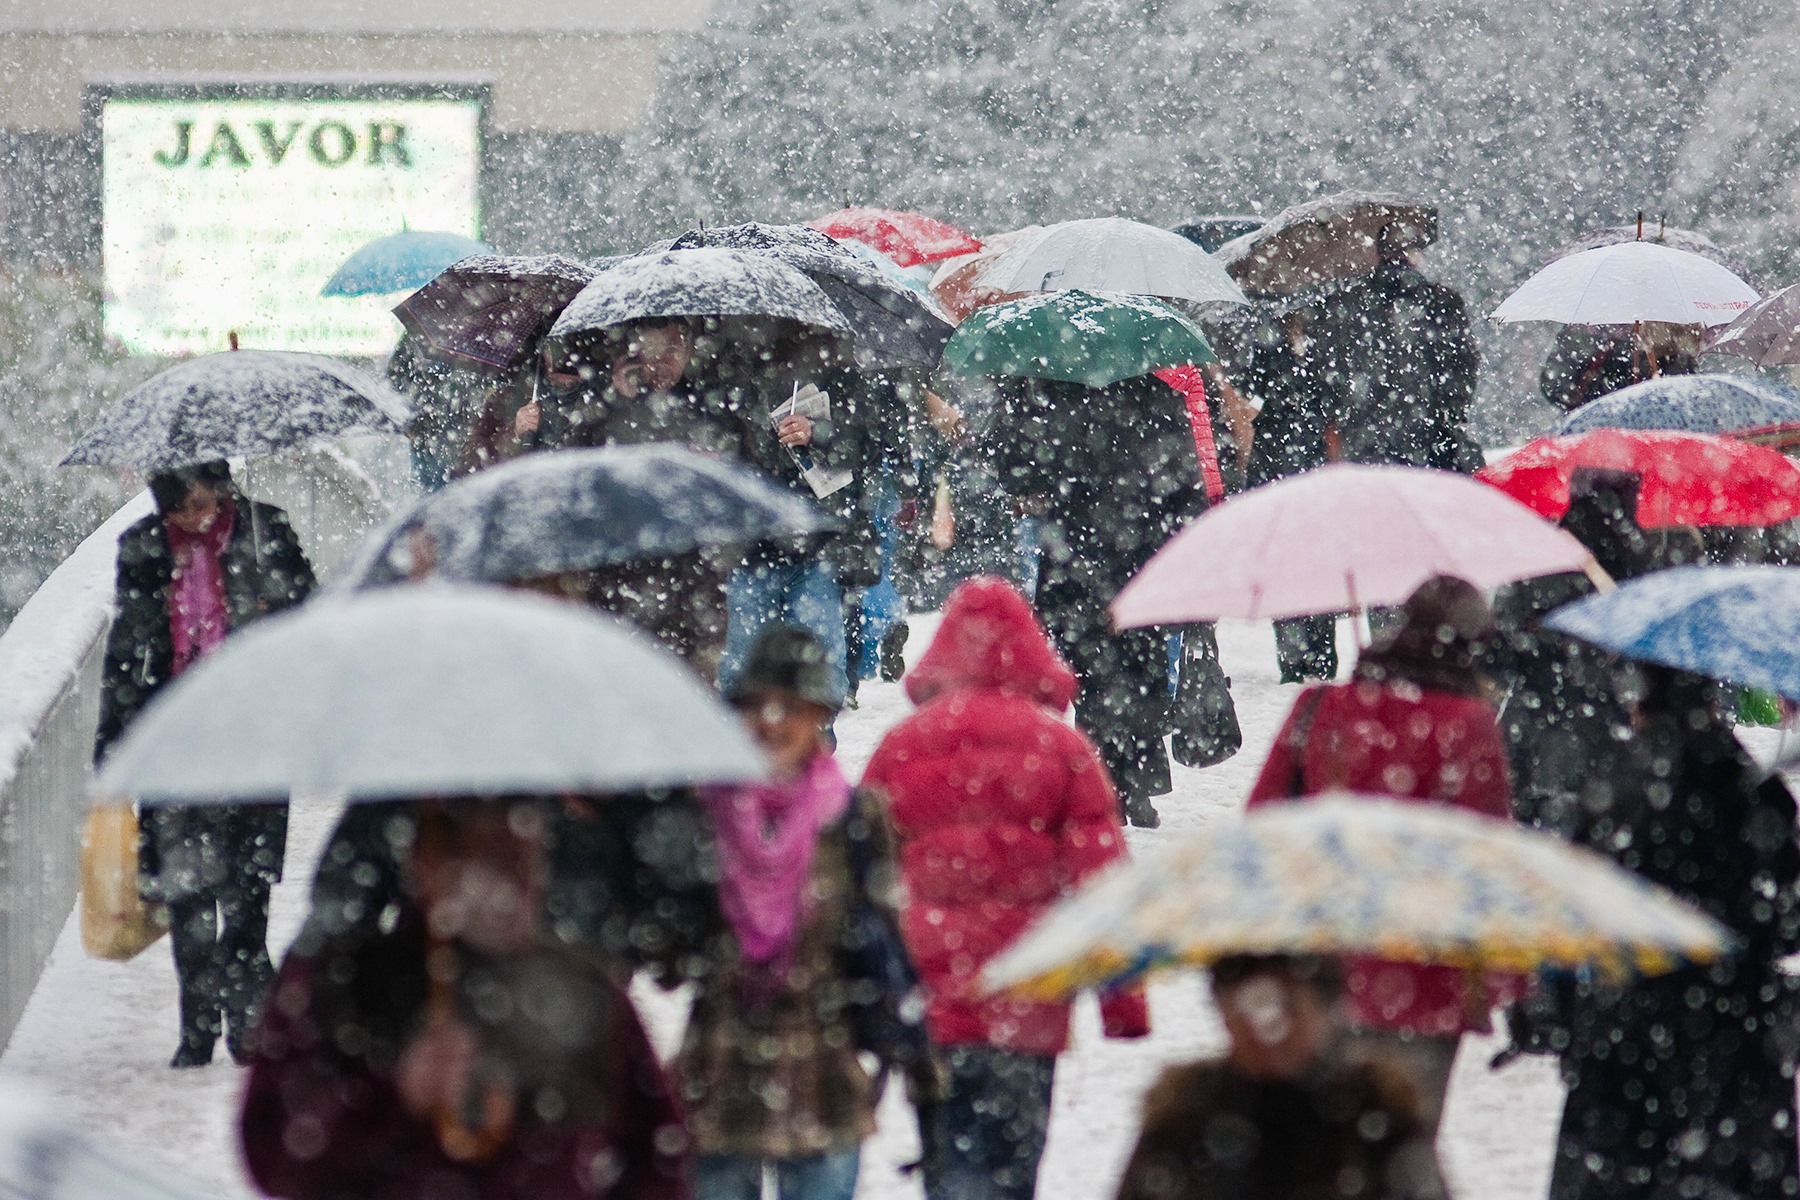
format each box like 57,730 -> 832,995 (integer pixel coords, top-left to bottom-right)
340,444 -> 836,588
670,223 -> 953,370
60,350 -> 409,472
394,253 -> 596,373
547,248 -> 854,344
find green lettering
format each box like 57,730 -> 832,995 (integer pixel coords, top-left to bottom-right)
152,121 -> 193,167
367,121 -> 411,167
197,122 -> 251,168
253,120 -> 303,164
307,121 -> 356,167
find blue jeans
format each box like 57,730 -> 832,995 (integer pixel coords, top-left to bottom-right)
696,1150 -> 860,1200
721,558 -> 848,703
923,1046 -> 1057,1200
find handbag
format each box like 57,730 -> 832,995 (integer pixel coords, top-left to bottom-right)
80,805 -> 168,960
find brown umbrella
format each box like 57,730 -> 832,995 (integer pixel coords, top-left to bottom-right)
1707,284 -> 1800,368
1212,192 -> 1437,297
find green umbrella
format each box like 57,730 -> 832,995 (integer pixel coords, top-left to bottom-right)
941,289 -> 1215,388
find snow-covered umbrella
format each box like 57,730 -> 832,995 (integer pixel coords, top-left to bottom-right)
979,217 -> 1248,306
1548,223 -> 1752,283
547,248 -> 854,344
339,444 -> 834,589
59,351 -> 409,473
1557,374 -> 1800,436
941,290 -> 1215,390
1707,284 -> 1800,367
321,231 -> 493,298
394,253 -> 597,373
1213,192 -> 1437,297
93,586 -> 765,804
1491,242 -> 1758,327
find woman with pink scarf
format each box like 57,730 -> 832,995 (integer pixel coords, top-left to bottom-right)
676,626 -> 907,1200
95,460 -> 315,1068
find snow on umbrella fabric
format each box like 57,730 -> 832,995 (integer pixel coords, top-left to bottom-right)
340,444 -> 835,589
321,231 -> 494,297
1545,564 -> 1800,700
980,794 -> 1736,1002
1476,429 -> 1800,528
60,351 -> 410,472
93,585 -> 765,804
1547,223 -> 1754,283
393,253 -> 597,373
978,217 -> 1249,306
928,226 -> 1041,322
1491,242 -> 1758,327
1707,284 -> 1800,367
1112,463 -> 1594,626
547,248 -> 854,342
1557,374 -> 1800,436
806,206 -> 983,268
1213,192 -> 1438,297
941,289 -> 1215,390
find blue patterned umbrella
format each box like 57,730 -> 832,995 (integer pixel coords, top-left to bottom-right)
322,231 -> 493,297
1545,564 -> 1800,699
1558,375 -> 1800,436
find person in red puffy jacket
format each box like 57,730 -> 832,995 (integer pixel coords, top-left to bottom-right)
862,576 -> 1150,1200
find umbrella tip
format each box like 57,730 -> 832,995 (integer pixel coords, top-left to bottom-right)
228,329 -> 239,351
1635,210 -> 1644,240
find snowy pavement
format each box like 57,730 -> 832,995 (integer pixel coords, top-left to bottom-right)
0,615 -> 1572,1199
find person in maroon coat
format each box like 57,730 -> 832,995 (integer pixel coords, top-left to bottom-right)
862,576 -> 1150,1200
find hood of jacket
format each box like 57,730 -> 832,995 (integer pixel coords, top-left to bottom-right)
904,576 -> 1077,710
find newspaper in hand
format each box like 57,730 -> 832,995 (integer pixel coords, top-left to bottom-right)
771,383 -> 853,499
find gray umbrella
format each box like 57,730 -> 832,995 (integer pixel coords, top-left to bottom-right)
1213,192 -> 1437,297
339,444 -> 835,589
93,585 -> 765,804
548,248 -> 854,342
61,350 -> 410,472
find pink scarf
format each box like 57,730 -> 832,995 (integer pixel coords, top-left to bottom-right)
165,499 -> 235,677
703,752 -> 852,976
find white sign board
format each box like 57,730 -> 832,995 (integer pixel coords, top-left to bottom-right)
100,91 -> 482,357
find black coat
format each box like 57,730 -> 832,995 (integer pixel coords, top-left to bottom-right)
96,497 -> 314,898
1240,337 -> 1340,488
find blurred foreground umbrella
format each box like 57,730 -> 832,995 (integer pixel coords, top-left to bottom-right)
981,795 -> 1735,1001
1213,192 -> 1437,297
1545,565 -> 1800,700
60,351 -> 409,472
1558,374 -> 1800,436
321,231 -> 493,297
979,217 -> 1248,306
1477,429 -> 1800,527
395,253 -> 596,373
94,586 -> 764,803
548,248 -> 852,345
941,289 -> 1214,389
1113,464 -> 1595,626
807,206 -> 982,268
341,445 -> 834,588
1492,243 -> 1757,327
1707,284 -> 1800,367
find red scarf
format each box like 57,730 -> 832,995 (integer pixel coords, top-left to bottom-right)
165,498 -> 236,677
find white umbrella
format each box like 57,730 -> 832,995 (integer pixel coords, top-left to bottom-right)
94,585 -> 765,803
1492,242 -> 1758,328
979,218 -> 1248,305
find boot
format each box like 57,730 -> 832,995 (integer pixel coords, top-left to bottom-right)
878,623 -> 909,682
172,1002 -> 219,1068
1124,792 -> 1161,829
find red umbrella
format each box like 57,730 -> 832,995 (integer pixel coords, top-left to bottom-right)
807,207 -> 983,268
1477,429 -> 1800,528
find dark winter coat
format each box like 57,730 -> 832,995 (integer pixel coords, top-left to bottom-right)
1115,1058 -> 1441,1200
1312,264 -> 1481,472
96,497 -> 314,899
1538,326 -> 1639,412
862,577 -> 1150,1055
536,380 -> 752,462
1240,336 -> 1340,488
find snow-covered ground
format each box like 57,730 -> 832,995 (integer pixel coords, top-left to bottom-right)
0,615 -> 1571,1199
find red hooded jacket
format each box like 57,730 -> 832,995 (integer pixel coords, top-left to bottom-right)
862,577 -> 1150,1055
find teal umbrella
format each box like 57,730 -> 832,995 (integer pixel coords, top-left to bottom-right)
941,289 -> 1214,388
322,231 -> 494,297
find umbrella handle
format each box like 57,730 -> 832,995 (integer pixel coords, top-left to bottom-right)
1580,557 -> 1616,594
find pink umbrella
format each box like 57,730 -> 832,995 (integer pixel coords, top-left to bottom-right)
1112,464 -> 1599,627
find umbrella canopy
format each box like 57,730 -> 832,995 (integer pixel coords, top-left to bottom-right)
1558,374 -> 1800,436
1477,429 -> 1800,528
928,226 -> 1040,322
668,223 -> 951,370
1113,463 -> 1594,626
1492,243 -> 1758,328
94,586 -> 764,804
941,289 -> 1214,390
547,248 -> 853,343
321,231 -> 494,297
978,218 -> 1249,306
1545,564 -> 1800,700
981,795 -> 1736,1001
1549,223 -> 1752,282
1707,284 -> 1800,367
807,206 -> 983,268
395,253 -> 597,373
60,351 -> 410,472
1213,192 -> 1437,297
341,444 -> 835,588
1172,216 -> 1264,254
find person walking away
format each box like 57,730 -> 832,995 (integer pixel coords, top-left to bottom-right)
241,796 -> 691,1200
94,460 -> 315,1068
1116,954 -> 1445,1200
993,374 -> 1207,827
863,577 -> 1151,1200
681,627 -> 915,1200
1246,575 -> 1522,1135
